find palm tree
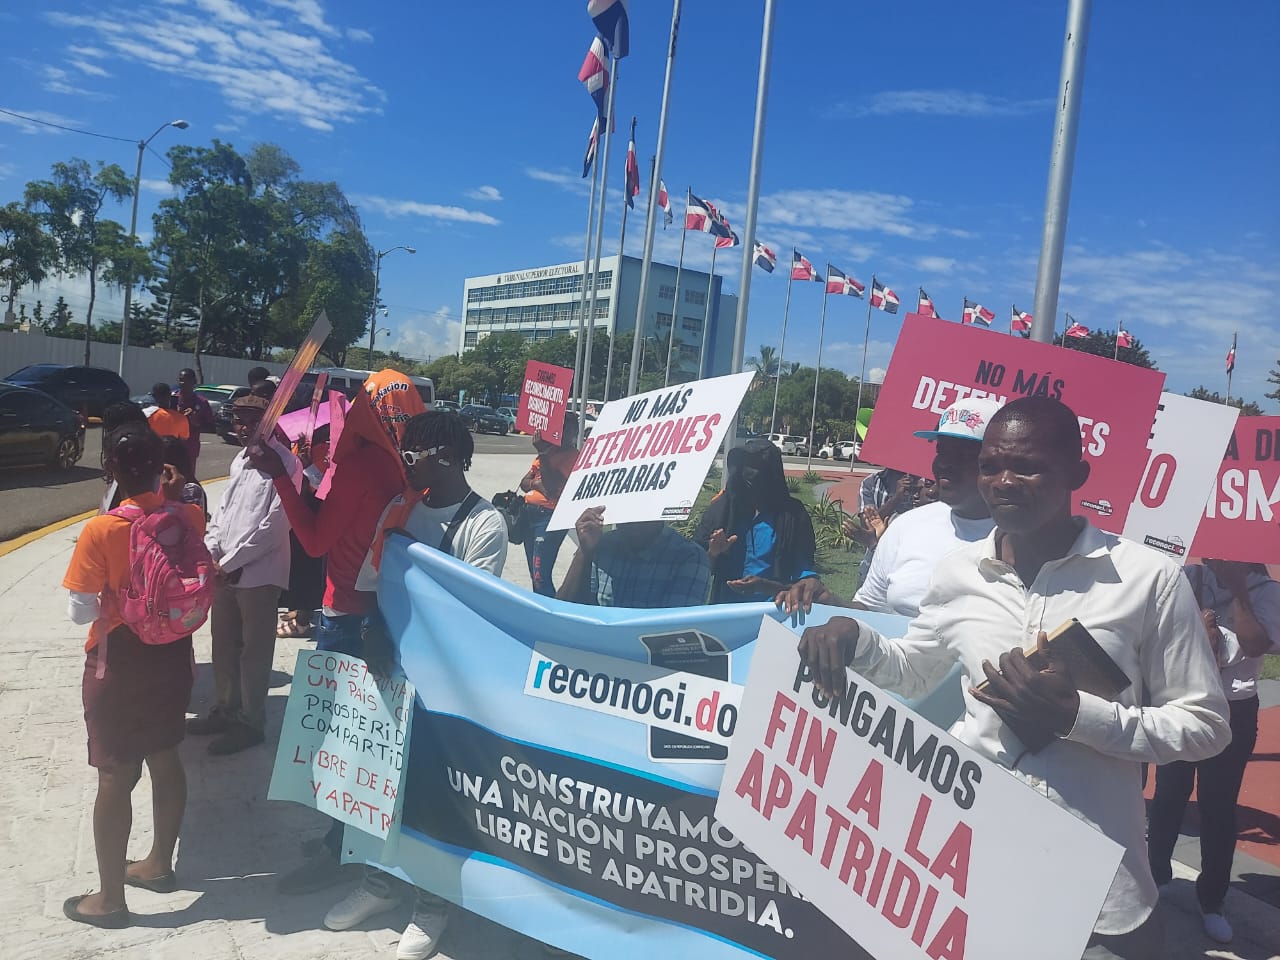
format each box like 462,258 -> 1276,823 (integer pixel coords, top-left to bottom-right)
748,344 -> 779,388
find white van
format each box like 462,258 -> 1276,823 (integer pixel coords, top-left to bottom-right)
302,367 -> 435,407
767,433 -> 797,456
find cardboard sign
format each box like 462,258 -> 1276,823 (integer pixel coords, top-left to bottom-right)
518,360 -> 574,443
268,650 -> 415,838
547,371 -> 754,531
1191,416 -> 1280,564
1121,393 -> 1239,559
715,618 -> 1123,960
860,314 -> 1166,533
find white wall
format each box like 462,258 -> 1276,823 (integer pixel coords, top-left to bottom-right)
0,330 -> 286,393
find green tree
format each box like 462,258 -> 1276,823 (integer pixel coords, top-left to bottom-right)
1266,358 -> 1279,406
1186,386 -> 1263,417
49,296 -> 74,332
0,202 -> 57,321
1053,329 -> 1157,369
24,158 -> 133,363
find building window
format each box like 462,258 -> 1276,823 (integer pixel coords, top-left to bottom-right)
658,284 -> 675,301
593,297 -> 610,319
684,289 -> 706,306
681,317 -> 703,334
464,331 -> 479,348
656,312 -> 672,329
679,344 -> 700,359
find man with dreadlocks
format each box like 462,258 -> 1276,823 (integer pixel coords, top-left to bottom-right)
694,437 -> 817,603
322,408 -> 508,960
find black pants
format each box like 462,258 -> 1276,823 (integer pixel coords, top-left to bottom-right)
1146,695 -> 1259,912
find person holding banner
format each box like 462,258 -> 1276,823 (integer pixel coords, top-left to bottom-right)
520,412 -> 580,597
782,397 -> 1231,959
694,437 -> 817,603
1147,560 -> 1280,945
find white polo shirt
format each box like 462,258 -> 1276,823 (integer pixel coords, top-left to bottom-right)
849,519 -> 1231,935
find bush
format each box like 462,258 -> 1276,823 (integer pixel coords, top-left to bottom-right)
802,469 -> 822,484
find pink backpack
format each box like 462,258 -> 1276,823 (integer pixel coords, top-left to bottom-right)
108,502 -> 216,645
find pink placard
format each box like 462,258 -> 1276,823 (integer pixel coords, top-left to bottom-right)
517,360 -> 573,444
1190,417 -> 1280,563
860,313 -> 1166,534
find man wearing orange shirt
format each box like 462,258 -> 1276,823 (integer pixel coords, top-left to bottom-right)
146,384 -> 190,442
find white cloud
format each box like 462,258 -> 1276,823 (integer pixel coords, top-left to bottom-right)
354,193 -> 500,226
41,65 -> 104,98
843,90 -> 1052,119
69,58 -> 110,77
389,305 -> 461,361
0,162 -> 15,180
140,177 -> 175,194
0,105 -> 81,134
466,185 -> 503,202
525,167 -> 591,196
755,189 -> 965,242
346,27 -> 373,42
46,3 -> 383,132
915,255 -> 958,275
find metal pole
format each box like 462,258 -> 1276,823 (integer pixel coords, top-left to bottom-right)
603,164 -> 633,403
850,281 -> 874,473
769,256 -> 795,435
806,266 -> 830,472
572,129 -> 603,414
1227,332 -> 1236,403
580,54 -> 620,445
118,139 -> 146,376
1030,0 -> 1093,344
629,0 -> 682,395
697,242 -> 718,380
368,253 -> 382,360
1113,331 -> 1120,361
664,187 -> 689,386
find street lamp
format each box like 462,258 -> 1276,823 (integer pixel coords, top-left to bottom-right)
369,245 -> 416,359
118,118 -> 189,376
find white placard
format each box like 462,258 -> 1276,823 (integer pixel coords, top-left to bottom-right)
547,372 -> 754,531
715,618 -> 1123,960
1122,392 -> 1239,559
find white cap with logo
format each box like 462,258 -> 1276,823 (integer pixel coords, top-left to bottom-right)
913,396 -> 1005,442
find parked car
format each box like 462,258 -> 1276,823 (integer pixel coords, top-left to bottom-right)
0,383 -> 85,470
788,435 -> 810,457
4,364 -> 129,418
818,440 -> 858,461
460,404 -> 509,435
495,407 -> 519,432
435,399 -> 461,413
193,384 -> 238,422
766,433 -> 797,456
214,386 -> 253,443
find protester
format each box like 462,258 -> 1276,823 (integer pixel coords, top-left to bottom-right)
99,402 -> 149,514
795,398 -> 999,618
849,466 -> 917,584
60,425 -> 202,928
159,436 -> 208,518
1147,560 -> 1280,944
146,383 -> 190,441
187,395 -> 300,755
175,368 -> 213,473
558,507 -> 711,608
694,437 -> 816,602
322,409 -> 507,959
780,397 -> 1231,959
246,366 -> 272,392
519,412 -> 579,596
246,371 -> 425,894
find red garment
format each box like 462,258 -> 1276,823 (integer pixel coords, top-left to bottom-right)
273,442 -> 403,615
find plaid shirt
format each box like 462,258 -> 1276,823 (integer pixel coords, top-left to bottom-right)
587,526 -> 711,608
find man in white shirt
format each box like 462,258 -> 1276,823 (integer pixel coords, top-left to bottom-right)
327,410 -> 508,960
784,396 -> 1231,959
188,396 -> 301,755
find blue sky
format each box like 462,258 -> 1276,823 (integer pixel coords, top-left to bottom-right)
3,0 -> 1277,406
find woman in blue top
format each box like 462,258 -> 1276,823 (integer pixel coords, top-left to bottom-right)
695,438 -> 816,603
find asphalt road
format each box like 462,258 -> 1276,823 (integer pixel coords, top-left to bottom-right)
0,428 -> 535,543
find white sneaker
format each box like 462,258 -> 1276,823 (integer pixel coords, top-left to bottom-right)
324,885 -> 400,931
397,900 -> 450,959
1201,911 -> 1233,944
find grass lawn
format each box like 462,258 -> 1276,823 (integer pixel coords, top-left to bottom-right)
1262,655 -> 1280,681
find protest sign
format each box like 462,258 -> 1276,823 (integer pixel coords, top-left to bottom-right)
345,535 -> 969,959
715,618 -> 1123,960
860,314 -> 1166,533
546,371 -> 754,532
251,309 -> 331,445
1121,393 -> 1238,559
518,360 -> 573,443
1191,416 -> 1280,564
269,649 -> 415,838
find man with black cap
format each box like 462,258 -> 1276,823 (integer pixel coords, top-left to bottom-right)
190,395 -> 301,755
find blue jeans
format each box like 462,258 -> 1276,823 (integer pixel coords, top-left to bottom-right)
314,612 -> 364,656
523,504 -> 568,597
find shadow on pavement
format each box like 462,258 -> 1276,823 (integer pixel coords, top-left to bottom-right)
0,464 -> 102,492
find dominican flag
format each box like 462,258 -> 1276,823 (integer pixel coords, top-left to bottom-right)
685,192 -> 732,239
657,180 -> 673,227
1064,316 -> 1090,338
753,242 -> 776,273
588,0 -> 630,59
870,278 -> 899,313
791,250 -> 823,283
962,299 -> 994,327
917,288 -> 937,317
624,118 -> 640,208
714,229 -> 740,249
1226,334 -> 1237,373
1011,305 -> 1033,334
579,37 -> 610,126
582,117 -> 599,178
1116,328 -> 1135,349
827,266 -> 865,298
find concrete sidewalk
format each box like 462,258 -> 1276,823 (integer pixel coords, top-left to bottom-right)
1,454 -> 1277,960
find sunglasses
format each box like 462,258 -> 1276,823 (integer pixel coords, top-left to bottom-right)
402,446 -> 444,467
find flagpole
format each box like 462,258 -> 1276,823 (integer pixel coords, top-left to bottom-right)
1010,304 -> 1015,336
579,55 -> 620,443
629,0 -> 683,395
1113,330 -> 1120,361
769,253 -> 795,435
572,129 -> 603,420
603,142 -> 637,402
805,265 -> 832,472
697,241 -> 719,380
1227,331 -> 1236,403
664,187 -> 689,386
850,277 -> 875,474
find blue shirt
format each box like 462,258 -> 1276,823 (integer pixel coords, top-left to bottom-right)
724,511 -> 816,602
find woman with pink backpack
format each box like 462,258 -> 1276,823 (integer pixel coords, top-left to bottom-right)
61,423 -> 214,928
